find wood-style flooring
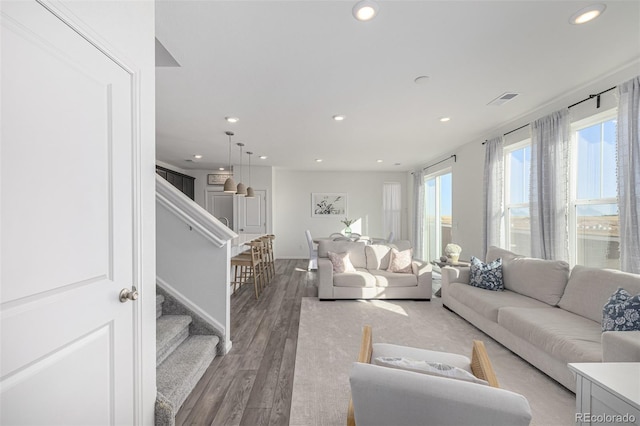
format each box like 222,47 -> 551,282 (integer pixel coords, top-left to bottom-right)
176,259 -> 317,426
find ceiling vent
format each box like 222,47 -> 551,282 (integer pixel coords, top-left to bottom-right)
487,92 -> 519,106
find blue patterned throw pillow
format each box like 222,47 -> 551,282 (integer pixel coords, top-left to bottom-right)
469,256 -> 504,291
602,287 -> 640,331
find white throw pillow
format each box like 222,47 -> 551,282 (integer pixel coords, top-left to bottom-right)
327,251 -> 356,273
373,356 -> 488,385
387,248 -> 413,273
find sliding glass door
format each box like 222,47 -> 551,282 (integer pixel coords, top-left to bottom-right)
424,170 -> 452,261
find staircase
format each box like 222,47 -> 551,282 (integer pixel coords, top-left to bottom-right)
155,292 -> 220,426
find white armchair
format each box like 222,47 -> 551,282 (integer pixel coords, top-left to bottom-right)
349,363 -> 532,426
347,326 -> 532,426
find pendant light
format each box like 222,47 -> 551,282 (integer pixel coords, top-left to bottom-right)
246,151 -> 255,198
223,131 -> 237,193
236,142 -> 247,196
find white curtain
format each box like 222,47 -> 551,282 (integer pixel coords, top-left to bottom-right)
411,171 -> 425,259
383,182 -> 402,244
482,136 -> 504,259
530,109 -> 570,261
617,76 -> 640,274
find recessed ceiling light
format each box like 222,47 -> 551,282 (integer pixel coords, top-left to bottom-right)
414,76 -> 430,85
315,159 -> 323,163
225,116 -> 239,123
394,163 -> 401,166
353,0 -> 379,21
333,114 -> 346,121
219,167 -> 225,171
569,4 -> 606,24
193,154 -> 203,159
376,159 -> 383,163
439,117 -> 451,122
259,155 -> 267,160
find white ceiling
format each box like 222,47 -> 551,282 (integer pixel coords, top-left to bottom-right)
155,1 -> 640,172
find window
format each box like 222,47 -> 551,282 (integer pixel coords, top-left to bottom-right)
423,170 -> 452,261
571,111 -> 619,269
501,109 -> 619,269
383,182 -> 401,240
504,141 -> 531,256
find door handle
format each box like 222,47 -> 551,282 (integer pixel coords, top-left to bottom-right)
119,286 -> 139,303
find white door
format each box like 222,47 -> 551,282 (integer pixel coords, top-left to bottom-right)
205,189 -> 234,230
1,2 -> 139,424
237,190 -> 267,234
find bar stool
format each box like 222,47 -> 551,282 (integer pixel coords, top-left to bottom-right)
267,234 -> 276,279
259,235 -> 275,283
230,242 -> 264,299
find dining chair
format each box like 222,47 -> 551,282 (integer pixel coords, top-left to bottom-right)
305,230 -> 318,271
330,232 -> 344,240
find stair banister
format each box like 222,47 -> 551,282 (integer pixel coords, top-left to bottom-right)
155,174 -> 237,356
156,175 -> 237,245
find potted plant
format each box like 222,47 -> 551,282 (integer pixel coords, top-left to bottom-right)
444,243 -> 462,263
341,218 -> 354,236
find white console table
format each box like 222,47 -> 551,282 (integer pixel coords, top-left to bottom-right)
568,363 -> 640,426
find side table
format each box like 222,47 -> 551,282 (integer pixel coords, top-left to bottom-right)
568,362 -> 640,425
431,260 -> 471,269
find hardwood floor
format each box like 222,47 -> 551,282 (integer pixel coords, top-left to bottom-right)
176,259 -> 317,426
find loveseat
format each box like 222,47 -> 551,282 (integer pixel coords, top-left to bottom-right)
441,246 -> 640,391
318,240 -> 432,300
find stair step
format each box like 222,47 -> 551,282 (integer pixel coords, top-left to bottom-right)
157,335 -> 219,414
156,315 -> 192,366
156,294 -> 165,319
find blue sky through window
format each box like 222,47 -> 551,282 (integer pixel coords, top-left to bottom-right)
577,119 -> 616,201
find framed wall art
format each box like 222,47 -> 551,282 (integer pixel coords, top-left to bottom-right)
311,193 -> 347,217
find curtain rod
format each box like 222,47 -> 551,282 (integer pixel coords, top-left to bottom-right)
411,154 -> 457,174
482,85 -> 617,145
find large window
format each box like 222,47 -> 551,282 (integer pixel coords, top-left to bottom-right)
504,142 -> 531,256
571,111 -> 619,269
502,110 -> 619,268
423,170 -> 452,261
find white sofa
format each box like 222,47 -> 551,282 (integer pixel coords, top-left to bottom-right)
441,246 -> 640,391
317,240 -> 432,300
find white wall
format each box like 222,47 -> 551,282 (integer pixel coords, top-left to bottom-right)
408,62 -> 639,262
273,170 -> 408,258
156,204 -> 231,350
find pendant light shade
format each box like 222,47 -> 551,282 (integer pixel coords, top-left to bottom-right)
223,177 -> 236,193
245,151 -> 255,198
236,182 -> 247,196
236,142 -> 246,196
223,131 -> 237,193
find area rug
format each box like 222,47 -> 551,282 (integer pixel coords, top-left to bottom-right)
290,297 -> 575,426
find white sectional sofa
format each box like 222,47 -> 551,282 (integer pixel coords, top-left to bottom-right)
441,246 -> 640,392
318,240 -> 432,300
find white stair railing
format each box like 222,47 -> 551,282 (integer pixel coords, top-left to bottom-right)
155,175 -> 237,353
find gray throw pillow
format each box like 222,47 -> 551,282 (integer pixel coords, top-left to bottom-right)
602,287 -> 640,331
469,256 -> 504,291
373,357 -> 488,385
